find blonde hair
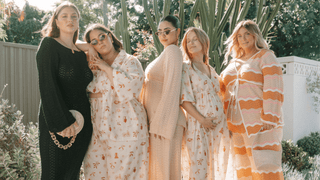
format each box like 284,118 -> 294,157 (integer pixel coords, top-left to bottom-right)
40,2 -> 80,44
181,27 -> 210,65
223,20 -> 269,65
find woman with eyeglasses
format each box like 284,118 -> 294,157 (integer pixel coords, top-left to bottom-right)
36,2 -> 93,179
140,15 -> 186,180
180,27 -> 231,180
79,23 -> 149,180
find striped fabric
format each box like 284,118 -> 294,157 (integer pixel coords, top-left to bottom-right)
220,50 -> 284,180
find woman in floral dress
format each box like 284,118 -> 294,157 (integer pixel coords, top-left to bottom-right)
180,27 -> 231,180
80,24 -> 149,180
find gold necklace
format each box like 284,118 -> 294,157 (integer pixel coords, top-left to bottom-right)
59,38 -> 75,54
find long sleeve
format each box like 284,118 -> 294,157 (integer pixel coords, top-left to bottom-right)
112,55 -> 144,102
180,63 -> 195,104
149,45 -> 183,140
36,37 -> 75,132
260,51 -> 284,125
219,71 -> 229,115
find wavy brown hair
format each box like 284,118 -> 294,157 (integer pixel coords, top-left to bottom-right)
83,23 -> 123,52
40,2 -> 80,44
181,27 -> 210,65
223,20 -> 269,65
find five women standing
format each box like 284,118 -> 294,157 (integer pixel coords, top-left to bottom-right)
37,2 -> 284,178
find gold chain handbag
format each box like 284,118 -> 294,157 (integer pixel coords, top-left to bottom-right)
49,110 -> 84,150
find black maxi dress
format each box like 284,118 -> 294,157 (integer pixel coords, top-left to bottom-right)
36,37 -> 93,180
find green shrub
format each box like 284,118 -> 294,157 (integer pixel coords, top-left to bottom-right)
0,97 -> 41,180
282,163 -> 305,180
282,139 -> 312,172
297,132 -> 320,157
283,155 -> 320,180
304,155 -> 320,180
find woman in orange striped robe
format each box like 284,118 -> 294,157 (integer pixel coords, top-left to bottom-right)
220,20 -> 284,180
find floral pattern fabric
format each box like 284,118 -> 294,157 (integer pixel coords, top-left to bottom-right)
84,50 -> 149,180
180,62 -> 231,180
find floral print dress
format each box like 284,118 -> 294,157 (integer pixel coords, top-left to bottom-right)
84,50 -> 149,180
181,61 -> 231,180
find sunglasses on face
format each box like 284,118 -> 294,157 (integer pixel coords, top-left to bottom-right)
155,28 -> 177,36
90,32 -> 110,45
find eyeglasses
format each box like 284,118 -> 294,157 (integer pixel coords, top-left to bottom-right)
155,28 -> 177,36
90,32 -> 110,45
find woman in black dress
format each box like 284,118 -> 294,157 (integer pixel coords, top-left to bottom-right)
36,2 -> 93,179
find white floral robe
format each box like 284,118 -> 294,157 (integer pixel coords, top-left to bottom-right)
84,50 -> 149,180
181,61 -> 231,180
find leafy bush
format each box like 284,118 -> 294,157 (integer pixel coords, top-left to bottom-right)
270,0 -> 320,61
0,97 -> 40,179
282,163 -> 305,180
133,30 -> 159,68
304,155 -> 320,180
306,74 -> 320,114
297,132 -> 320,157
283,155 -> 320,180
282,139 -> 312,172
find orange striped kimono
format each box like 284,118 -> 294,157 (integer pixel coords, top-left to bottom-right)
220,50 -> 284,180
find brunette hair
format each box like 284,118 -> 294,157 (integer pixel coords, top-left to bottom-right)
84,23 -> 123,52
181,27 -> 210,65
159,14 -> 181,29
40,2 -> 80,44
159,15 -> 181,46
223,20 -> 269,65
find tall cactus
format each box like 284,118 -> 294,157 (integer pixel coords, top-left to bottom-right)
120,0 -> 131,53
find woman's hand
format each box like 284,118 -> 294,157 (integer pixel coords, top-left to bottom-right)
199,116 -> 218,131
261,123 -> 274,131
57,121 -> 79,138
88,45 -> 99,61
91,56 -> 110,71
91,56 -> 114,85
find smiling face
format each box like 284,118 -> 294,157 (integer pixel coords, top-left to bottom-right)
237,27 -> 256,51
186,31 -> 203,56
157,21 -> 180,48
89,29 -> 114,55
55,7 -> 79,35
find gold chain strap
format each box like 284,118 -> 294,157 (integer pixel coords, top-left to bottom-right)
49,131 -> 76,150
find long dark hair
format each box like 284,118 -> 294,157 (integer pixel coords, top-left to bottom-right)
84,23 -> 123,52
40,2 -> 80,44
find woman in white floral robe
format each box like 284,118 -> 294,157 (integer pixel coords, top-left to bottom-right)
80,24 -> 149,180
180,27 -> 231,180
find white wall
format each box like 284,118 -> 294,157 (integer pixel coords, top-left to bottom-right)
278,56 -> 320,143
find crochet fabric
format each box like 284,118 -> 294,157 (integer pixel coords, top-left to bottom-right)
36,37 -> 93,180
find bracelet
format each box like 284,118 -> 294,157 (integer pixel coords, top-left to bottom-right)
49,131 -> 76,150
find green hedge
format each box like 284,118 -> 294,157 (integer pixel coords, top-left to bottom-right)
0,98 -> 40,180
